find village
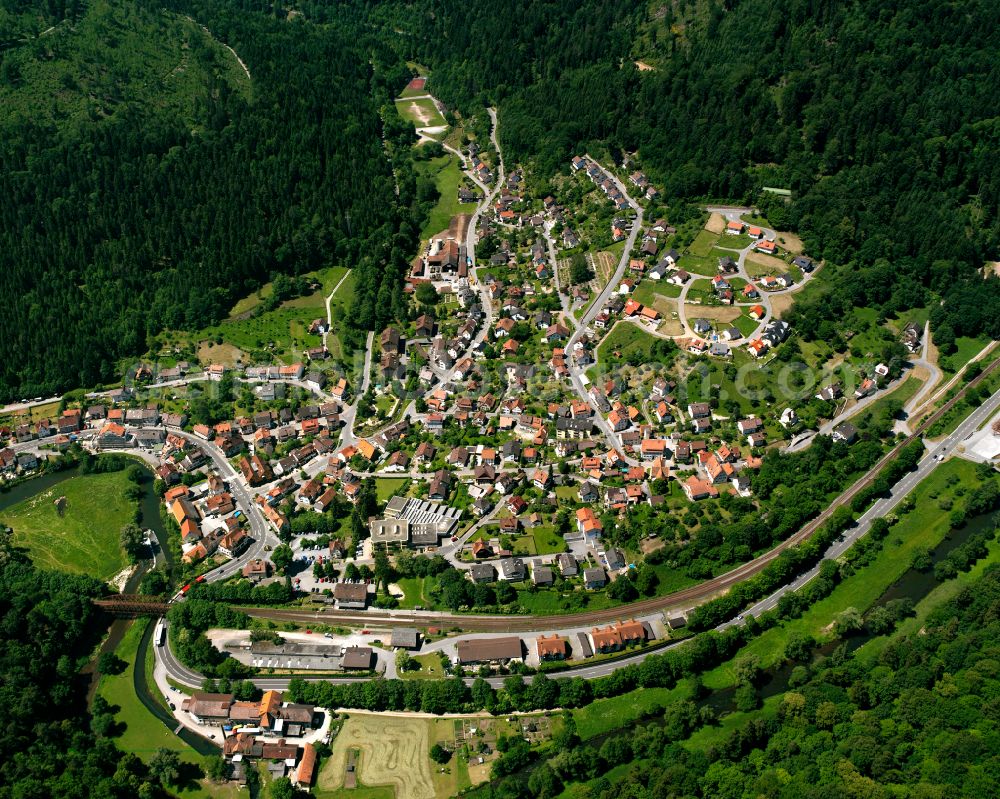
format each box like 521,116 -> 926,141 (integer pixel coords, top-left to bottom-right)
0,78 -> 970,797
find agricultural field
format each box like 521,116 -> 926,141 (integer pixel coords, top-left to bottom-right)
317,715 -> 472,799
0,470 -> 137,581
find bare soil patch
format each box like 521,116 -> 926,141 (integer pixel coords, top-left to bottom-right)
196,341 -> 245,367
683,303 -> 741,323
704,212 -> 726,234
769,293 -> 796,318
634,60 -> 655,71
775,230 -> 805,254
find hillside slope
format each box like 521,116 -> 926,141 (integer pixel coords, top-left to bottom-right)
0,0 -> 409,400
383,0 -> 1000,348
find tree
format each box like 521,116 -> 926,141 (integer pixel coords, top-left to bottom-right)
416,282 -> 439,306
607,575 -> 638,602
148,749 -> 180,786
205,756 -> 228,782
120,523 -> 146,563
733,684 -> 759,713
430,743 -> 452,764
97,652 -> 126,676
834,607 -> 864,636
271,544 -> 294,575
528,762 -> 561,798
569,252 -> 592,284
783,632 -> 815,663
270,777 -> 295,799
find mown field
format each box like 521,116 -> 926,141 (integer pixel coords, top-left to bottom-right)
0,470 -> 136,580
415,155 -> 478,239
98,621 -> 238,798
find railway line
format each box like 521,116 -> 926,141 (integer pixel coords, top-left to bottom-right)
246,356 -> 1000,634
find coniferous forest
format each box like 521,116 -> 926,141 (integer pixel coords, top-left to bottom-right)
0,0 -> 413,400
381,0 -> 1000,350
2,0 -> 999,398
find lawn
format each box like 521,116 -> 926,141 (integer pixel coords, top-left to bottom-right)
0,470 -> 137,581
941,334 -> 992,375
678,254 -> 719,276
98,621 -> 236,798
632,280 -> 682,306
396,576 -> 435,610
525,525 -> 567,555
731,313 -> 760,338
398,652 -> 446,681
415,155 -> 478,239
376,477 -> 410,503
700,458 -> 982,688
573,683 -> 691,739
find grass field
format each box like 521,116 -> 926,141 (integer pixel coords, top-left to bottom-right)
0,1 -> 251,134
395,97 -> 447,129
318,715 -> 469,799
0,470 -> 137,580
731,313 -> 760,338
632,280 -> 683,307
858,523 -> 1000,663
396,576 -> 435,610
573,683 -> 691,739
156,265 -> 350,368
701,458 -> 981,687
687,230 -> 721,257
398,652 -> 446,681
98,621 -> 236,798
590,322 -> 665,378
415,155 -> 478,239
376,477 -> 410,503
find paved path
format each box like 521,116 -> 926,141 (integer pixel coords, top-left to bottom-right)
155,374 -> 1000,695
564,158 -> 645,464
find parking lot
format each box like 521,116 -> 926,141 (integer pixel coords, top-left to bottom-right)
288,534 -> 372,594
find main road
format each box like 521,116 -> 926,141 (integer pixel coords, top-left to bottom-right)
245,354 -> 1000,632
157,379 -> 1000,691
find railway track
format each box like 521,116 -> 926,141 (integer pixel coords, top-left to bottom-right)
247,356 -> 1000,634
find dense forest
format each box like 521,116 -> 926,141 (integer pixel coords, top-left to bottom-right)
0,532 -> 179,797
0,0 -> 414,400
381,0 -> 1000,349
3,0 -> 997,397
470,562 -> 1000,799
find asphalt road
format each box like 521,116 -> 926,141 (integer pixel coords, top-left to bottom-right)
156,374 -> 1000,692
